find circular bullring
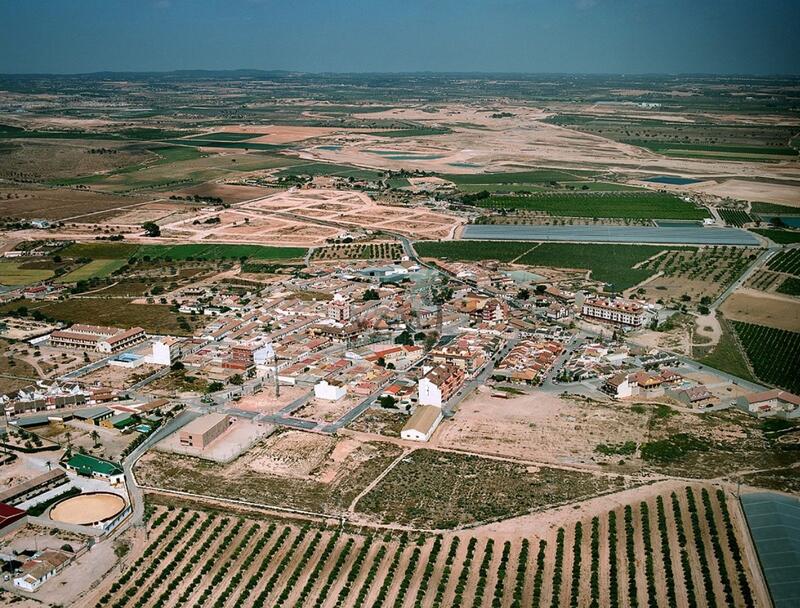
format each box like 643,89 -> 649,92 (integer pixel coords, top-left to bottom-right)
49,492 -> 127,527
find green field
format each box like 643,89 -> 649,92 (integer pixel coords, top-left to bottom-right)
697,318 -> 756,383
415,240 -> 536,263
750,202 -> 800,216
162,139 -> 280,151
639,141 -> 798,157
753,229 -> 800,244
0,298 -> 197,335
442,169 -> 597,185
732,322 -> 800,393
59,242 -> 306,261
185,132 -> 257,141
768,249 -> 800,275
135,244 -> 306,260
718,208 -> 752,227
0,261 -> 54,286
473,192 -> 709,220
415,241 -> 678,290
777,277 -> 800,296
55,259 -> 127,283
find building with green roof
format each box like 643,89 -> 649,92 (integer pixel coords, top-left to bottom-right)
64,453 -> 124,484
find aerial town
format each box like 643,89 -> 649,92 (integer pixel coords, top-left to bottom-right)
0,3 -> 799,608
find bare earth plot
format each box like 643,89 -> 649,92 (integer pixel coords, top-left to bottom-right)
720,288 -> 800,332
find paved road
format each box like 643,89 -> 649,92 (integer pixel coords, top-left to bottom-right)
122,409 -> 200,528
711,246 -> 779,309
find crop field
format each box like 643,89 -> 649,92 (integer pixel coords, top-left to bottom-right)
415,241 -> 675,290
471,192 -> 708,220
370,127 -> 451,137
0,260 -> 54,285
55,258 -> 127,283
637,247 -> 759,302
718,208 -> 753,227
311,242 -> 404,261
753,229 -> 800,244
732,321 -> 800,393
2,298 -> 198,335
415,240 -> 537,263
98,484 -> 759,608
356,449 -> 625,529
441,169 -> 598,185
767,249 -> 800,275
750,202 -> 800,216
777,276 -> 800,296
59,242 -> 306,261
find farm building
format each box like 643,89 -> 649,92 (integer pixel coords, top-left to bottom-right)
401,405 -> 444,442
0,469 -> 68,506
64,453 -> 124,484
13,549 -> 71,592
73,406 -> 114,426
735,389 -> 800,419
0,502 -> 27,537
179,413 -> 232,449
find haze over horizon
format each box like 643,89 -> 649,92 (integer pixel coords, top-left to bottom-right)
1,0 -> 798,76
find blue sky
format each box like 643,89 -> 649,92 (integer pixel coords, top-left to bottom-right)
1,0 -> 798,74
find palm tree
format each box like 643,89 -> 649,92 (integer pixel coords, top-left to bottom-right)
90,430 -> 100,448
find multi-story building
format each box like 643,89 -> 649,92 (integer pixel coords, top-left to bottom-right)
418,364 -> 465,407
50,324 -> 146,353
328,293 -> 351,322
581,297 -> 645,328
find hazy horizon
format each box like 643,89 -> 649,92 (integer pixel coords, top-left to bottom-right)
1,0 -> 798,76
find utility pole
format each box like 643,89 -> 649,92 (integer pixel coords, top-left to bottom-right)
273,353 -> 280,399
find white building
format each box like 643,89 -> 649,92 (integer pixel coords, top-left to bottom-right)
328,293 -> 351,322
581,297 -> 644,328
314,379 -> 347,401
417,364 -> 465,407
150,337 -> 184,366
401,405 -> 443,442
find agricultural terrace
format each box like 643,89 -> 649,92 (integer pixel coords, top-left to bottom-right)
416,241 -> 683,290
96,484 -> 761,608
59,242 -> 307,261
311,242 -> 404,261
470,192 -> 708,220
732,322 -> 800,393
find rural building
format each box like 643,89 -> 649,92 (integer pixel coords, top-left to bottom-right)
314,379 -> 347,401
668,385 -> 717,408
401,405 -> 444,442
1,381 -> 88,417
0,469 -> 68,506
0,502 -> 27,537
735,390 -> 800,419
418,364 -> 465,407
581,297 -> 645,328
73,406 -> 114,426
13,549 -> 71,592
602,368 -> 682,399
64,453 -> 124,484
179,413 -> 232,449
